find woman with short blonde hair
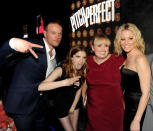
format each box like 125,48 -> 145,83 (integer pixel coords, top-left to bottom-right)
114,23 -> 145,55
114,23 -> 151,131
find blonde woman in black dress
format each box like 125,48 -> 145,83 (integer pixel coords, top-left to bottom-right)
114,23 -> 151,131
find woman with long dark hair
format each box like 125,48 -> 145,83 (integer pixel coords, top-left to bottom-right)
38,45 -> 88,131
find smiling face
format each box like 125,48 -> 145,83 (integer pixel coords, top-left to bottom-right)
71,51 -> 87,70
92,38 -> 110,60
120,30 -> 136,53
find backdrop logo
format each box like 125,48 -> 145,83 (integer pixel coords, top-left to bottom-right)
70,0 -> 115,32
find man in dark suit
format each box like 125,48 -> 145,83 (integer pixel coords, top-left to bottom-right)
0,20 -> 63,131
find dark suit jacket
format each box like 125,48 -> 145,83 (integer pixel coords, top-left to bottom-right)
0,38 -> 57,115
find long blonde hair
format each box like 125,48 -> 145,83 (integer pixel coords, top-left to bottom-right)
114,23 -> 145,55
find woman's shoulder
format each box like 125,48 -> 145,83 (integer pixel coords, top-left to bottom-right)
111,54 -> 125,61
134,53 -> 150,72
87,55 -> 94,62
88,54 -> 93,59
58,65 -> 65,72
53,66 -> 63,75
111,53 -> 124,58
135,53 -> 148,64
110,54 -> 125,66
59,65 -> 67,78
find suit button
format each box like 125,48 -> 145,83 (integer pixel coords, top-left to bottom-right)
40,92 -> 43,96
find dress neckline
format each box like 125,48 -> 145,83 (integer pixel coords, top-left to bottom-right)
121,65 -> 138,74
92,54 -> 112,66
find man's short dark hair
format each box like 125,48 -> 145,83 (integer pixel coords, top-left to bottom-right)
44,20 -> 63,31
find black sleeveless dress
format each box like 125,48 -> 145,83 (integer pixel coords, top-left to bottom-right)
53,66 -> 83,118
120,66 -> 146,131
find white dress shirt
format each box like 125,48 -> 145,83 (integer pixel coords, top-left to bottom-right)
43,38 -> 57,78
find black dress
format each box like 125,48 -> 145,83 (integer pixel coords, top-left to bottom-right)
54,66 -> 83,118
120,66 -> 146,131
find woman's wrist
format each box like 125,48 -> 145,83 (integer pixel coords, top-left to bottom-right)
133,117 -> 140,122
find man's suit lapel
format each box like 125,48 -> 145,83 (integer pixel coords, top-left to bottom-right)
36,39 -> 47,76
41,47 -> 47,75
